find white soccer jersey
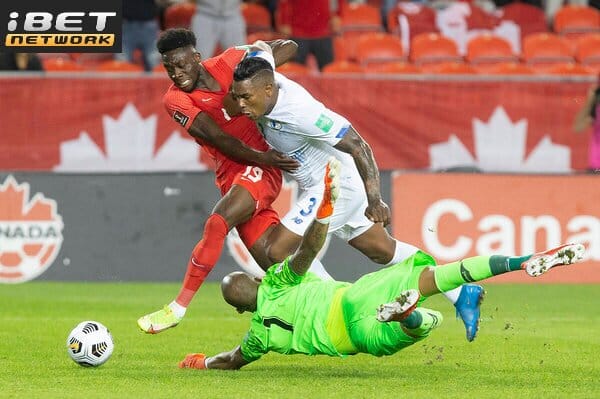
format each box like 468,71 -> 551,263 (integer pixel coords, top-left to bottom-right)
257,72 -> 357,190
257,72 -> 372,241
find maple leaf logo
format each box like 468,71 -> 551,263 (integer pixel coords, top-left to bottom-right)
429,106 -> 571,172
54,103 -> 208,172
0,176 -> 64,283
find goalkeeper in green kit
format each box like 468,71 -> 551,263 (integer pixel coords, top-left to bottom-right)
179,157 -> 585,370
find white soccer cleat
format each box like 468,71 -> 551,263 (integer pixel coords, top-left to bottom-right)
376,289 -> 420,322
522,243 -> 585,277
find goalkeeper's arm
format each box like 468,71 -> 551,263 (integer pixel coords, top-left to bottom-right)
288,157 -> 341,276
182,346 -> 251,370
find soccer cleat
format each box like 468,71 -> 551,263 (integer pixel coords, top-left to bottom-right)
522,243 -> 585,277
137,305 -> 182,334
454,284 -> 485,342
179,353 -> 207,369
376,289 -> 420,322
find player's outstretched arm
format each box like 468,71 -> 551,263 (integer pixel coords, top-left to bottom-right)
188,112 -> 299,172
333,127 -> 391,226
179,346 -> 251,371
289,158 -> 340,276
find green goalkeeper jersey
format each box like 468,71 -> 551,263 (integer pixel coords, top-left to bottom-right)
240,258 -> 350,362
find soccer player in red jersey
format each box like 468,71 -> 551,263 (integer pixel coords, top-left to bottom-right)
138,29 -> 307,333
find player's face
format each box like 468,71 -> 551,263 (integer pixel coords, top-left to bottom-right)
231,79 -> 272,120
162,47 -> 202,93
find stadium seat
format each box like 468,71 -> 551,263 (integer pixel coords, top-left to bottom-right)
428,62 -> 477,74
364,62 -> 421,74
485,62 -> 535,75
575,33 -> 600,72
96,60 -> 144,72
500,2 -> 549,41
333,36 -> 350,61
241,3 -> 272,34
553,5 -> 600,40
322,61 -> 365,74
152,63 -> 166,74
541,62 -> 594,76
355,33 -> 405,66
466,34 -> 518,65
522,33 -> 574,69
164,2 -> 196,29
42,58 -> 85,72
410,33 -> 462,65
340,3 -> 383,33
276,62 -> 311,76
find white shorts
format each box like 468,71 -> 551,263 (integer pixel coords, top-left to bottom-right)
281,172 -> 374,242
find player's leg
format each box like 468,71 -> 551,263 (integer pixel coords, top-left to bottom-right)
344,208 -> 482,341
417,243 -> 586,298
191,12 -> 218,58
341,259 -> 442,356
220,12 -> 247,49
137,185 -> 257,334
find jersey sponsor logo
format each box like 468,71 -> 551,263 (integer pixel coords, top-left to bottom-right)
0,175 -> 64,283
173,111 -> 189,127
267,120 -> 282,130
315,113 -> 334,133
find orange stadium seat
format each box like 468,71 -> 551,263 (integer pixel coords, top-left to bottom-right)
152,63 -> 166,74
541,62 -> 594,76
96,60 -> 144,72
522,33 -> 574,70
42,58 -> 85,72
355,33 -> 405,66
333,36 -> 350,61
322,61 -> 365,74
241,3 -> 272,34
500,2 -> 548,40
554,5 -> 600,39
575,33 -> 600,72
486,62 -> 535,75
365,62 -> 421,74
466,34 -> 518,65
410,33 -> 462,65
276,62 -> 311,76
340,3 -> 383,33
164,2 -> 196,29
428,62 -> 477,74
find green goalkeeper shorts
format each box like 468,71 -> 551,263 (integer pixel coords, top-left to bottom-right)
341,251 -> 435,357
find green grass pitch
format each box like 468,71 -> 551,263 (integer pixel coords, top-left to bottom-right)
1,282 -> 599,399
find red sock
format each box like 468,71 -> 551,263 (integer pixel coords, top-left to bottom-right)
175,213 -> 228,307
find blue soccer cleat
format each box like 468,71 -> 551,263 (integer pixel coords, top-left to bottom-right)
454,284 -> 485,342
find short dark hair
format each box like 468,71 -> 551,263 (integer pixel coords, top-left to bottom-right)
233,57 -> 274,82
156,28 -> 196,54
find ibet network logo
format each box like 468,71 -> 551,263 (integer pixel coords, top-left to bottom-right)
0,0 -> 121,53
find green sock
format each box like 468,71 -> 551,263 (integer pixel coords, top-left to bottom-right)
402,308 -> 443,338
433,255 -> 492,292
401,309 -> 423,329
489,255 -> 532,274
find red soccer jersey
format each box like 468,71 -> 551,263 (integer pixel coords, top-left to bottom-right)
162,47 -> 272,192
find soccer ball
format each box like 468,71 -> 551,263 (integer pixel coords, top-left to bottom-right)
66,321 -> 114,367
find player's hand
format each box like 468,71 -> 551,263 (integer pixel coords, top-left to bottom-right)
365,199 -> 391,226
179,353 -> 207,370
261,149 -> 300,172
316,157 -> 341,222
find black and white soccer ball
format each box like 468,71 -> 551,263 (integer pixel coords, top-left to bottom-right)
66,321 -> 114,367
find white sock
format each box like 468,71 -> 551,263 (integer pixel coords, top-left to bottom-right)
169,301 -> 187,319
385,240 -> 419,266
442,287 -> 462,304
307,258 -> 333,280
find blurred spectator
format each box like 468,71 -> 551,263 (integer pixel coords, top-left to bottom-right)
573,85 -> 600,172
0,52 -> 43,71
191,0 -> 246,58
278,0 -> 344,70
116,0 -> 161,71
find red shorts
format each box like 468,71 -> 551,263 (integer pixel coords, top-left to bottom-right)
223,165 -> 282,248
